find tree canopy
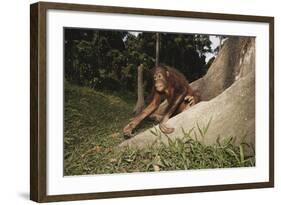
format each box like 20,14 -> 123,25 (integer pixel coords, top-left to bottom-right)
64,28 -> 215,92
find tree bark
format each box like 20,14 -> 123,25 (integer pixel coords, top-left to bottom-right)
120,37 -> 256,156
133,64 -> 145,115
155,33 -> 160,66
219,36 -> 222,52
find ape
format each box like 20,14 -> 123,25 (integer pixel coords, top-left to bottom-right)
123,65 -> 200,137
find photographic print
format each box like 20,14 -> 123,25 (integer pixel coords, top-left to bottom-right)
30,2 -> 274,202
63,28 -> 256,176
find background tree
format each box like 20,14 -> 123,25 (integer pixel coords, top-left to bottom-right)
133,64 -> 145,114
155,32 -> 160,66
64,28 -> 215,93
64,29 -> 127,89
214,35 -> 228,54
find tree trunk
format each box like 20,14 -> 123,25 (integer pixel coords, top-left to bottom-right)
133,64 -> 145,115
155,33 -> 160,66
219,36 -> 222,52
120,37 -> 256,156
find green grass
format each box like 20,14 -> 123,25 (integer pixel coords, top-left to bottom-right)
64,82 -> 255,176
63,81 -> 154,175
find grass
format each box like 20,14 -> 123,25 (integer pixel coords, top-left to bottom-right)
64,82 -> 255,176
63,81 -> 154,175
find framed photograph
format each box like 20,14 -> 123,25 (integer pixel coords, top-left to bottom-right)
30,1 -> 274,202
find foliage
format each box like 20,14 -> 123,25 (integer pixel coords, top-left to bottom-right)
64,82 -> 255,175
159,33 -> 212,80
64,29 -> 128,89
64,29 -> 214,92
